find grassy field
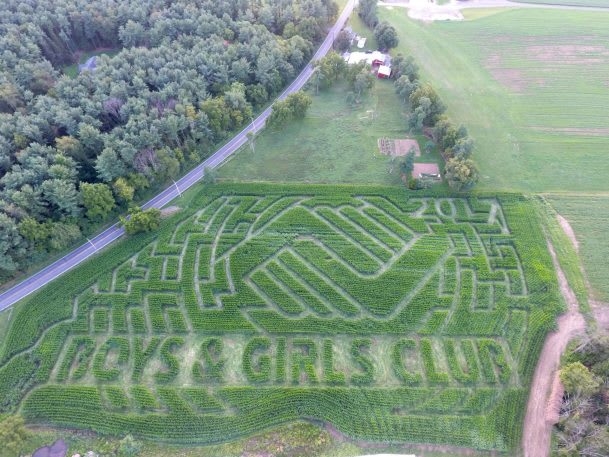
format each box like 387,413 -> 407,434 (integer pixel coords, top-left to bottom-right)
0,183 -> 561,453
514,0 -> 609,6
18,422 -> 496,457
379,7 -> 609,193
219,80 -> 443,185
545,194 -> 609,303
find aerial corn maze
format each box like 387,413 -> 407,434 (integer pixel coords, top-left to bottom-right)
0,184 -> 561,451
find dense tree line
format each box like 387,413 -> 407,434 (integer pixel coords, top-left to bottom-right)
392,54 -> 479,190
358,0 -> 378,28
267,91 -> 313,127
554,332 -> 609,456
0,0 -> 339,279
310,52 -> 376,104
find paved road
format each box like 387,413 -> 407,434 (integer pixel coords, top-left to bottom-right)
0,0 -> 356,311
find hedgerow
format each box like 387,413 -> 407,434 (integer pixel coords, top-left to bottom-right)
0,184 -> 561,452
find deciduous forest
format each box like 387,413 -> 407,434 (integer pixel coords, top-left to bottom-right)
0,0 -> 338,279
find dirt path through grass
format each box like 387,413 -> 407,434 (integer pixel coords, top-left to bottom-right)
522,240 -> 586,457
523,213 -> 609,457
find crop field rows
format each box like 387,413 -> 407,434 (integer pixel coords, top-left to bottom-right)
0,185 -> 560,451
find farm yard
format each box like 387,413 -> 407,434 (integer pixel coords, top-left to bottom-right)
219,81 -> 435,186
0,184 -> 561,452
381,7 -> 609,193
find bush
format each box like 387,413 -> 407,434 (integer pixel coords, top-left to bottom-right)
120,206 -> 161,235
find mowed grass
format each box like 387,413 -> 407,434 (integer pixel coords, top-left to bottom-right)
219,80 -> 442,185
546,194 -> 609,303
379,7 -> 609,193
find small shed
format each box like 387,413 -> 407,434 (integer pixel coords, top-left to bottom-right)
413,162 -> 441,179
370,51 -> 386,66
377,65 -> 391,78
357,37 -> 367,49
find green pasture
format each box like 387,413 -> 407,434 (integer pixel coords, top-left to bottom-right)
219,81 -> 442,185
513,0 -> 609,6
15,421 -> 496,457
379,7 -> 609,193
546,194 -> 609,303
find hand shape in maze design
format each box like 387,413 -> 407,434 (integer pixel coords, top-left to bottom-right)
76,195 -> 528,336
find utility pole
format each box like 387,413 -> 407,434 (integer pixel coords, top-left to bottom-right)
247,131 -> 256,153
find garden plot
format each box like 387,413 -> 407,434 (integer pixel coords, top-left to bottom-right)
0,184 -> 561,452
378,138 -> 421,157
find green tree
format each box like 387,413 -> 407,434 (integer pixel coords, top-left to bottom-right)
267,99 -> 293,127
408,97 -> 430,132
560,362 -> 601,397
285,91 -> 312,119
353,68 -> 375,99
310,67 -> 326,95
18,217 -> 50,251
121,206 -> 161,235
400,150 -> 416,177
47,222 -> 81,251
315,52 -> 347,89
0,415 -> 29,457
202,166 -> 218,185
155,148 -> 181,182
0,213 -> 26,273
434,118 -> 459,152
113,177 -> 135,204
81,183 -> 116,220
334,30 -> 352,52
444,157 -> 479,191
358,0 -> 378,27
374,22 -> 399,50
393,55 -> 419,82
410,84 -> 446,127
395,75 -> 418,102
267,91 -> 312,127
96,148 -> 128,182
450,137 -> 475,160
40,179 -> 81,218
